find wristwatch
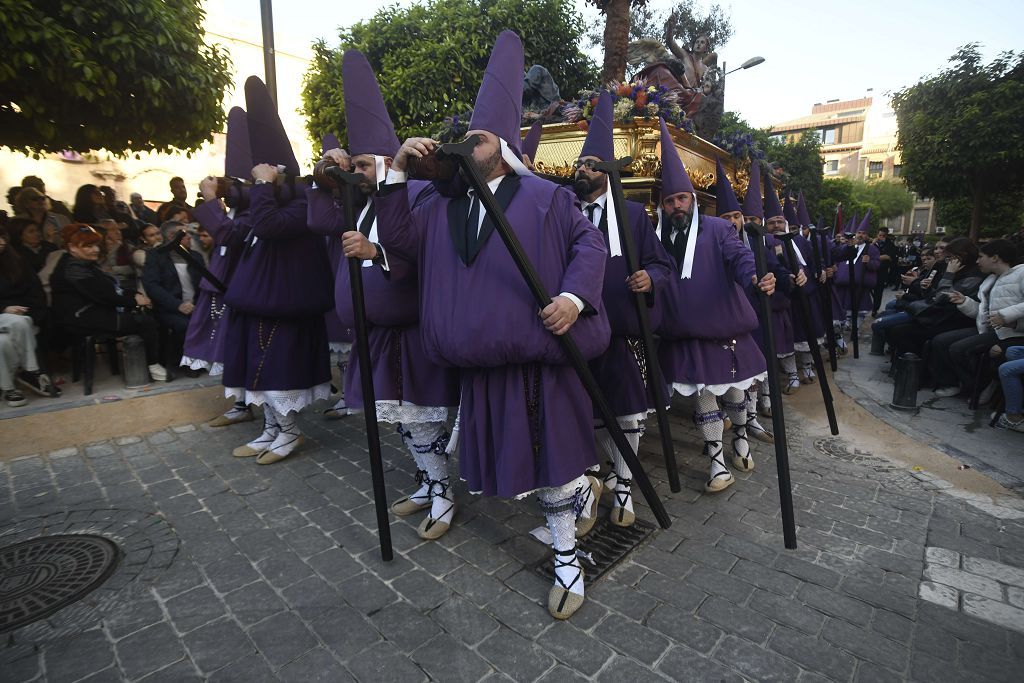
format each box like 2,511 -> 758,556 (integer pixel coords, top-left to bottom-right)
254,178 -> 270,185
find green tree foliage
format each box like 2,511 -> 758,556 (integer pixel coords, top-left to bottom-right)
816,177 -> 915,232
936,191 -> 1024,239
588,1 -> 732,51
302,0 -> 598,149
892,44 -> 1024,241
0,0 -> 232,156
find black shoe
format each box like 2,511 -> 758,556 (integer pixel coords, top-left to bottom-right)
17,370 -> 60,397
4,389 -> 27,407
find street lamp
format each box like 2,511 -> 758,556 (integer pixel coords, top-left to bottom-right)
724,57 -> 765,76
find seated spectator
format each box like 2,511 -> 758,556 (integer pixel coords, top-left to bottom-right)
50,223 -> 166,381
194,226 -> 214,265
0,225 -> 59,405
72,184 -> 109,224
8,217 -> 58,272
99,220 -> 135,287
6,186 -> 22,214
132,224 -> 163,293
932,240 -> 1024,396
21,175 -> 72,219
996,346 -> 1024,432
885,236 -> 985,358
142,221 -> 201,372
15,186 -> 68,242
99,186 -> 140,244
872,247 -> 938,338
130,193 -> 158,225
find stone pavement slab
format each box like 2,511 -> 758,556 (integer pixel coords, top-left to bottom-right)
2,389 -> 1024,681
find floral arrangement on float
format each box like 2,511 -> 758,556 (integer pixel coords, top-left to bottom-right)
562,80 -> 693,132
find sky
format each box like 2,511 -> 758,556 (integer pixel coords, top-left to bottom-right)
219,0 -> 1023,128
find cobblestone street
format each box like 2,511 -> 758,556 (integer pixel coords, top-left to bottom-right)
2,386 -> 1024,682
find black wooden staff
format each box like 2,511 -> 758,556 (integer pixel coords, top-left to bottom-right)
593,157 -> 680,494
808,227 -> 838,372
848,240 -> 863,359
743,223 -> 797,549
777,233 -> 839,436
328,167 -> 393,561
438,137 -> 671,530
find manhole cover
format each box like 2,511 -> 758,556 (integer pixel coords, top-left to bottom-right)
0,534 -> 120,634
533,514 -> 655,585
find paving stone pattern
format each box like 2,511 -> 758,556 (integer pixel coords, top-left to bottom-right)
1,403 -> 1023,681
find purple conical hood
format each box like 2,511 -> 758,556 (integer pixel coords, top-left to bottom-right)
321,134 -> 340,155
659,117 -> 694,197
714,158 -> 741,216
763,176 -> 784,220
244,76 -> 300,176
225,107 -> 253,179
857,209 -> 872,232
845,214 -> 857,235
580,91 -> 615,161
783,194 -> 799,226
343,50 -> 400,158
797,191 -> 811,227
469,31 -> 524,156
741,161 -> 763,218
521,120 -> 543,161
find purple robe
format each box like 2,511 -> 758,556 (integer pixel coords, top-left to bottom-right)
832,242 -> 880,313
306,187 -> 458,411
588,199 -> 674,418
656,215 -> 767,390
375,174 -> 610,497
221,184 -> 331,399
789,234 -> 825,344
763,233 -> 795,356
182,201 -> 248,370
323,235 -> 353,347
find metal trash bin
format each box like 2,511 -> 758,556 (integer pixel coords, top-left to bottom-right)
121,335 -> 151,389
870,328 -> 886,356
890,352 -> 922,411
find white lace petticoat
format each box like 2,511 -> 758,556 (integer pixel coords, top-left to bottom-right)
180,356 -> 223,377
225,382 -> 332,415
670,371 -> 768,398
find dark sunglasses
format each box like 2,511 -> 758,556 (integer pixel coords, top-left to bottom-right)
572,159 -> 598,170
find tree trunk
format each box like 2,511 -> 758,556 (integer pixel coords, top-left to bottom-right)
601,0 -> 631,85
970,183 -> 984,242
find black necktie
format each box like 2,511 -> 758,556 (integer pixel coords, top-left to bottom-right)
466,194 -> 481,259
673,227 -> 689,265
586,203 -> 597,224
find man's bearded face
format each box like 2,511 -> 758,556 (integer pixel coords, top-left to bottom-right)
662,192 -> 693,224
351,155 -> 378,195
721,210 -> 743,232
765,216 -> 787,234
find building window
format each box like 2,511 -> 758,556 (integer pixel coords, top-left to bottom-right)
824,160 -> 839,174
820,127 -> 837,144
868,161 -> 883,178
892,164 -> 902,177
912,208 -> 930,232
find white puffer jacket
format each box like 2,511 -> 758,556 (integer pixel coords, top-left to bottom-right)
958,263 -> 1024,339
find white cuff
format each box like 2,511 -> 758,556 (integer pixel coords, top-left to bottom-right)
559,292 -> 585,313
385,169 -> 408,185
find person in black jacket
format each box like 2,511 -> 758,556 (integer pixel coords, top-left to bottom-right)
142,221 -> 202,373
50,223 -> 167,381
0,225 -> 59,405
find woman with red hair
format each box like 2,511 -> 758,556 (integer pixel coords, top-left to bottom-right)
50,223 -> 166,381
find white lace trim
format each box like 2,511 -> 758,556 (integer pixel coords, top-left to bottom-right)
670,371 -> 768,398
793,337 -> 827,353
225,382 -> 332,415
346,401 -> 450,424
329,342 -> 352,354
180,356 -> 223,376
594,410 -> 649,425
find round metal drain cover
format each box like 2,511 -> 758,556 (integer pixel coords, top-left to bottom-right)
0,534 -> 120,634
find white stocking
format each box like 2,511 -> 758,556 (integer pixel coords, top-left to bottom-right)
246,409 -> 279,450
267,406 -> 303,457
538,478 -> 586,597
402,421 -> 452,523
695,390 -> 728,481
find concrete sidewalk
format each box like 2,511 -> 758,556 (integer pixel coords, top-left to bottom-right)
2,387 -> 1023,682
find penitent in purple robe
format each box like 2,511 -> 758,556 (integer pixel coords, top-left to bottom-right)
181,201 -> 249,374
306,185 -> 459,419
323,235 -> 353,350
588,199 -> 674,419
832,242 -> 880,314
374,173 -> 611,498
656,215 -> 767,395
221,184 -> 334,413
789,234 -> 826,344
760,232 -> 796,357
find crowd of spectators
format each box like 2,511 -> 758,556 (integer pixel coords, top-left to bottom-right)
0,175 -> 208,408
871,234 -> 1024,433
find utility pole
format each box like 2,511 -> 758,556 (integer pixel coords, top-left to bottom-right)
260,0 -> 278,108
